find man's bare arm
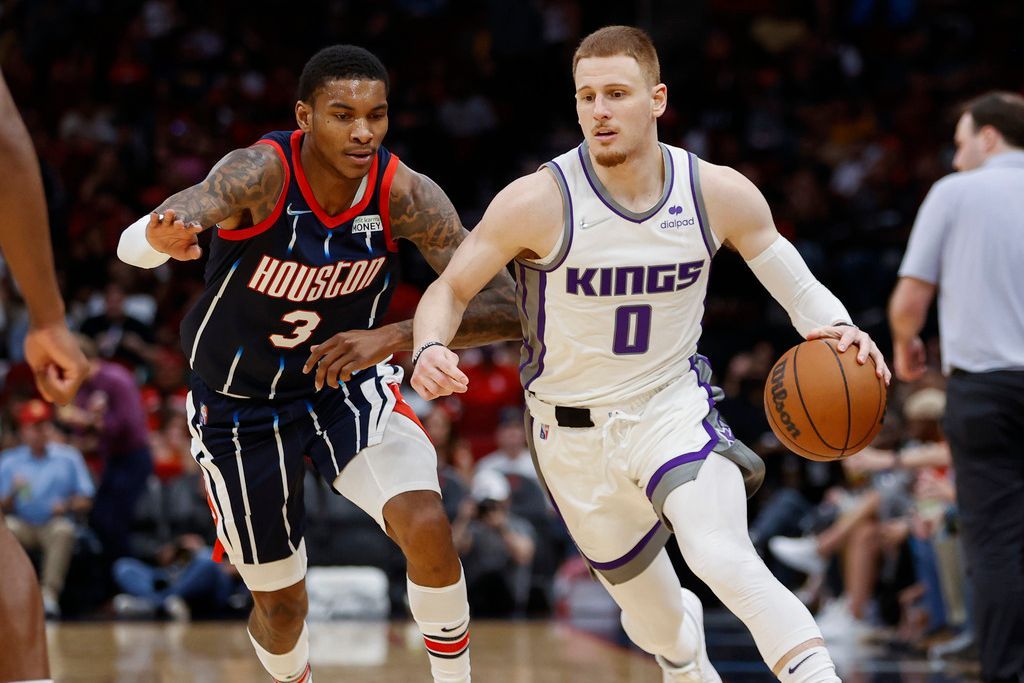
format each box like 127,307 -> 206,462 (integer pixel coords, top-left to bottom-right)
389,165 -> 520,349
0,73 -> 66,328
154,144 -> 285,230
127,144 -> 286,265
411,170 -> 562,400
0,70 -> 89,404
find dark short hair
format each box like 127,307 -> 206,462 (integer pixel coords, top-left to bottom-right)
961,91 -> 1024,148
297,45 -> 389,102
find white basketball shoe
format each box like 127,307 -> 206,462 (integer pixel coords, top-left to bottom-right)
656,589 -> 722,683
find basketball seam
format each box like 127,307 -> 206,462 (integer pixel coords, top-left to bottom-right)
843,362 -> 886,452
822,340 -> 853,455
792,343 -> 844,452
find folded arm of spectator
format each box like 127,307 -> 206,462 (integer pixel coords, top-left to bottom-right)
897,442 -> 951,469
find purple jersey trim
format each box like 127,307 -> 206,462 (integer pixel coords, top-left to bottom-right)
524,271 -> 547,390
578,144 -> 675,224
519,160 -> 575,273
688,152 -> 714,258
516,263 -> 535,373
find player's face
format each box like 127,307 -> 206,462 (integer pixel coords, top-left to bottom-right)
298,79 -> 389,179
574,56 -> 666,168
952,113 -> 987,172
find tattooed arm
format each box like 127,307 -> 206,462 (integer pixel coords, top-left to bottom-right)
142,145 -> 285,260
303,163 -> 521,390
389,164 -> 520,348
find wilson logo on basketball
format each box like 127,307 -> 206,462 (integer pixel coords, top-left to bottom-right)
769,360 -> 801,438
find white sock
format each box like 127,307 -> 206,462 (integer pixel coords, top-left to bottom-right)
248,622 -> 311,682
777,646 -> 840,683
407,568 -> 471,683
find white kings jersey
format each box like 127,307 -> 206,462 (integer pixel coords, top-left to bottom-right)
515,141 -> 720,407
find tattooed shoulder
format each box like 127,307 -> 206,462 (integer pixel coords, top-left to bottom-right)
156,144 -> 285,228
388,165 -> 467,270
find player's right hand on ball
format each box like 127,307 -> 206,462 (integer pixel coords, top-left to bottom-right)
147,209 -> 203,261
411,345 -> 469,400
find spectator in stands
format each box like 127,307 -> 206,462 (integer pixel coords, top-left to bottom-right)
475,407 -> 535,481
769,387 -> 953,641
57,335 -> 152,560
79,282 -> 156,370
113,455 -> 242,620
0,399 -> 94,617
453,469 -> 535,617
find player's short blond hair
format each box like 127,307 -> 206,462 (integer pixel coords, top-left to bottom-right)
572,26 -> 661,86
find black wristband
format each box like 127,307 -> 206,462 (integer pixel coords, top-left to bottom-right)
412,341 -> 447,366
834,322 -> 856,328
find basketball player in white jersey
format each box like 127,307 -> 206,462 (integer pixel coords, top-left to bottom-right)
410,26 -> 890,683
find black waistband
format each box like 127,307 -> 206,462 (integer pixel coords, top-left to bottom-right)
554,405 -> 594,428
951,367 -> 1024,377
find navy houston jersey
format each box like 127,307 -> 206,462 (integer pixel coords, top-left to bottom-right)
181,130 -> 400,401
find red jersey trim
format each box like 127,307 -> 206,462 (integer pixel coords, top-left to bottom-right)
290,129 -> 379,228
379,155 -> 401,252
217,139 -> 290,241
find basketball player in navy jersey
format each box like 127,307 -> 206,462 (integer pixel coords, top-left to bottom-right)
0,69 -> 90,683
117,46 -> 518,683
412,27 -> 890,683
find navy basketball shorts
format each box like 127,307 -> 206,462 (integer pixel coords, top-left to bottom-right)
185,366 -> 439,592
524,355 -> 764,585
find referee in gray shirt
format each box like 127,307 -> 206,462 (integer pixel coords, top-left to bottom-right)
889,91 -> 1024,683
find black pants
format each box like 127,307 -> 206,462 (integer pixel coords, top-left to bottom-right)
944,370 -> 1024,683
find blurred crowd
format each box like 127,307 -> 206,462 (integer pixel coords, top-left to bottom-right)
0,0 -> 1020,666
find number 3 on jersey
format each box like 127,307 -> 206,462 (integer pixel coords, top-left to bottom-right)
270,310 -> 322,349
612,305 -> 652,355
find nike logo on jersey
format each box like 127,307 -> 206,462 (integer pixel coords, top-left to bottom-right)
247,254 -> 385,302
286,203 -> 313,216
578,215 -> 612,230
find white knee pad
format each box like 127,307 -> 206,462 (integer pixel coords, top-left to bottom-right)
666,454 -> 822,667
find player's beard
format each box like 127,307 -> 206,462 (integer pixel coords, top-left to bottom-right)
593,149 -> 628,167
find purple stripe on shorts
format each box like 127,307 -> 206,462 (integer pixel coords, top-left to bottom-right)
587,521 -> 664,570
644,420 -> 717,499
643,355 -> 720,499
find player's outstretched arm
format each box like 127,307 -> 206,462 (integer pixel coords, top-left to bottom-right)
390,165 -> 521,348
411,171 -> 562,400
117,144 -> 285,267
702,160 -> 890,383
0,71 -> 89,405
302,164 -> 525,390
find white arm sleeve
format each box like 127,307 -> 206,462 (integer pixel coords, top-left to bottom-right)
117,215 -> 170,269
745,235 -> 852,338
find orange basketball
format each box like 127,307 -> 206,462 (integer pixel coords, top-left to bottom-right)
764,339 -> 887,461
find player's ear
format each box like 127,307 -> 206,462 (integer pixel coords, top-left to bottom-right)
295,99 -> 313,132
651,83 -> 667,118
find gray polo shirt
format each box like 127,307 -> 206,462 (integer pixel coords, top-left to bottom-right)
899,150 -> 1024,374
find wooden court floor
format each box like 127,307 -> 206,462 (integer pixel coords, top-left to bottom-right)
46,620 -> 661,682
46,615 -> 980,682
